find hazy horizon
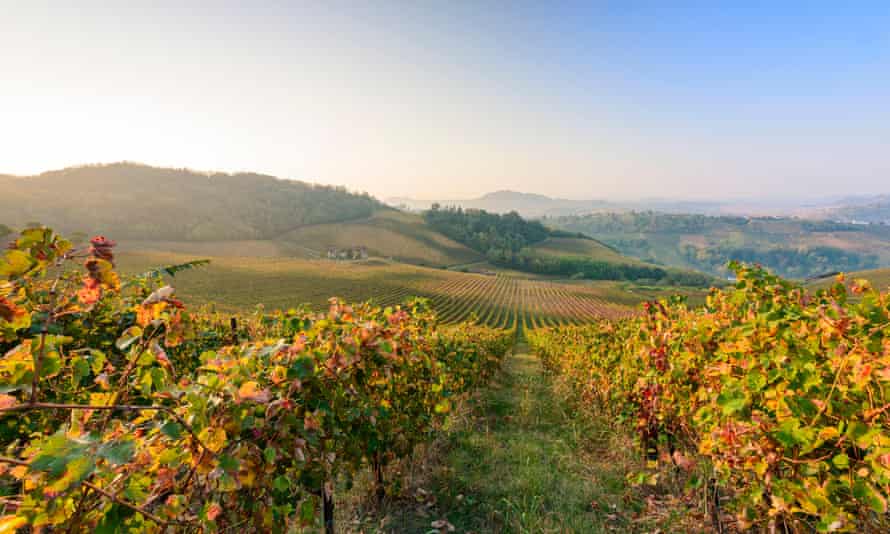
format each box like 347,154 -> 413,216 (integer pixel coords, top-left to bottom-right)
3,2 -> 889,200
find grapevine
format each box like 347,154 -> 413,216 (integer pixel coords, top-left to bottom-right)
529,263 -> 890,531
0,228 -> 511,532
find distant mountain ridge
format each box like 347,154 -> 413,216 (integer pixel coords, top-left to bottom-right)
389,190 -> 890,220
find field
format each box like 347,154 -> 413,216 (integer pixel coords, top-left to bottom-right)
277,209 -> 482,267
528,236 -> 635,264
120,210 -> 484,269
118,249 -> 642,331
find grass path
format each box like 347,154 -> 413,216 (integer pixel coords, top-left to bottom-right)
370,345 -> 643,533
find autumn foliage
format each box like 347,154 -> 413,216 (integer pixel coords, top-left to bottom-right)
0,228 -> 510,532
530,263 -> 890,532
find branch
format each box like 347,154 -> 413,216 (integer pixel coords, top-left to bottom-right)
0,456 -> 29,467
0,456 -> 193,529
0,402 -> 211,454
82,481 -> 177,527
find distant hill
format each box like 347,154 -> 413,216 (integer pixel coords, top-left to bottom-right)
0,163 -> 489,269
549,212 -> 890,280
388,190 -> 611,217
817,195 -> 890,224
389,190 -> 742,218
0,163 -> 381,240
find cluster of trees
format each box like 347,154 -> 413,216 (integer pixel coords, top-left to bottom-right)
0,163 -> 381,241
505,250 -> 711,286
800,220 -> 864,232
547,211 -> 751,234
423,204 -> 554,257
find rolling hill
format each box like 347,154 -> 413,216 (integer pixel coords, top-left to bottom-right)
1,163 -> 713,280
527,236 -> 634,264
0,163 -> 381,240
121,211 -> 483,268
0,163 -> 488,268
421,205 -> 715,285
276,210 -> 483,266
549,212 -> 890,279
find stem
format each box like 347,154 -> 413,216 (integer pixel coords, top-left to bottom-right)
709,477 -> 724,534
0,456 -> 190,529
29,276 -> 61,403
323,481 -> 335,534
373,452 -> 385,505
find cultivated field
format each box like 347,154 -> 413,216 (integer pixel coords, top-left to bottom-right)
118,249 -> 639,331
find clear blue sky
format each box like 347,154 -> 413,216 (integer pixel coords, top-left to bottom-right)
2,1 -> 888,200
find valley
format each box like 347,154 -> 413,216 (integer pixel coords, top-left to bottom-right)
3,164 -> 890,533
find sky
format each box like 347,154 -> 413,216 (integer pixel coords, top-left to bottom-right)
2,1 -> 889,201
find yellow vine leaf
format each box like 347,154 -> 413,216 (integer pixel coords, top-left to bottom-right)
0,515 -> 27,534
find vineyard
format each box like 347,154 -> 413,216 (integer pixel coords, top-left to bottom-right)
530,263 -> 890,532
0,229 -> 512,532
414,275 -> 634,330
118,250 -> 638,332
5,231 -> 890,532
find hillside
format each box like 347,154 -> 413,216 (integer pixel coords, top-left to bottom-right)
528,236 -> 633,264
820,195 -> 890,224
422,205 -> 714,285
277,210 -> 482,267
548,212 -> 890,279
0,163 -> 381,240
